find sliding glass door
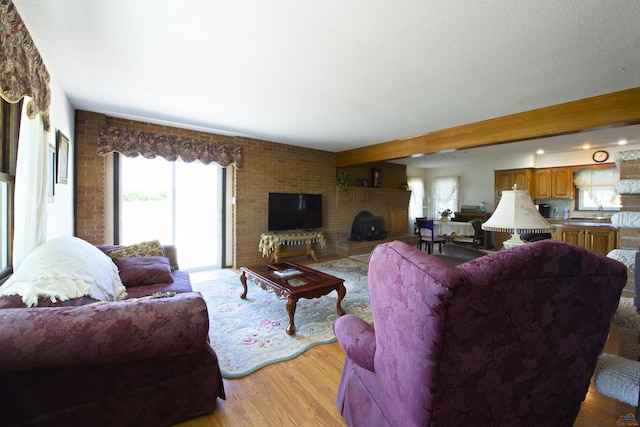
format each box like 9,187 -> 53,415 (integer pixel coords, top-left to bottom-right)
119,156 -> 222,270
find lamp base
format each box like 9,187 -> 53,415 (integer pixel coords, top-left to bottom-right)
501,232 -> 527,249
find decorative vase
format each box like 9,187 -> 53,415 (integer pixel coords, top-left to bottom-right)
441,216 -> 450,222
480,202 -> 487,213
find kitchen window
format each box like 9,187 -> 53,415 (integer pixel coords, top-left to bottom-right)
574,167 -> 621,211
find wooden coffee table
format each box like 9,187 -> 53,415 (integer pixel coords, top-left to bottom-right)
240,261 -> 346,335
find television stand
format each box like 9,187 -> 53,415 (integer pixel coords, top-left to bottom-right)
259,230 -> 326,263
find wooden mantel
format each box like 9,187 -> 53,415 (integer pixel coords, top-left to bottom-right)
336,87 -> 640,167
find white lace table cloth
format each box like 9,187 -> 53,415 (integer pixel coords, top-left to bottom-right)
259,230 -> 326,257
433,220 -> 474,237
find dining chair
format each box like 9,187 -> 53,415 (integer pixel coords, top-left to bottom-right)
452,218 -> 483,248
415,218 -> 446,254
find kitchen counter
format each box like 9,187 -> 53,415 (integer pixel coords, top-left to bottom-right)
543,218 -> 618,256
546,218 -> 613,227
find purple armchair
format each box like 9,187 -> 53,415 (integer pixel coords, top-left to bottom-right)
334,240 -> 627,426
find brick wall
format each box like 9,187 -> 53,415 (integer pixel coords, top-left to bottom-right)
233,136 -> 336,267
616,154 -> 640,297
612,151 -> 640,360
75,110 -> 107,244
75,111 -> 408,268
335,163 -> 412,238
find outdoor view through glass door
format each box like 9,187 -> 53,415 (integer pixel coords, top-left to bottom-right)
120,156 -> 222,270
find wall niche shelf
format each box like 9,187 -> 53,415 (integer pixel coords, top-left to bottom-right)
336,187 -> 409,201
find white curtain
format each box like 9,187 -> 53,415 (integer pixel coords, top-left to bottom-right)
574,168 -> 619,188
431,176 -> 460,219
574,168 -> 620,207
407,177 -> 424,232
13,99 -> 48,269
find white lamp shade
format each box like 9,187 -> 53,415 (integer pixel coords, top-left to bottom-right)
482,188 -> 555,234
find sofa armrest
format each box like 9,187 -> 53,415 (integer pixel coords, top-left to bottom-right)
334,314 -> 376,372
0,293 -> 209,371
162,245 -> 180,270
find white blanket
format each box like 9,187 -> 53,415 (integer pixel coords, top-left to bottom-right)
0,236 -> 127,307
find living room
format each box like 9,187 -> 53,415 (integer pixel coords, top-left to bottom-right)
2,1 -> 640,425
2,1 -> 639,270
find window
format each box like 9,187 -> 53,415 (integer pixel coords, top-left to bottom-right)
408,176 -> 425,221
0,99 -> 21,280
118,155 -> 224,270
431,176 -> 460,219
574,168 -> 621,211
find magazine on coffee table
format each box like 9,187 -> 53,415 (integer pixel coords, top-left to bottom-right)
273,268 -> 301,278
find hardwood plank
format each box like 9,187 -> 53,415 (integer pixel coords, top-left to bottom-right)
176,263 -> 636,427
574,326 -> 637,427
336,87 -> 640,166
175,342 -> 347,427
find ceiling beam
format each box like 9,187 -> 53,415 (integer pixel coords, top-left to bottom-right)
336,87 -> 640,167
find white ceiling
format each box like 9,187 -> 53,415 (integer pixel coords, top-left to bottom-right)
12,0 -> 640,167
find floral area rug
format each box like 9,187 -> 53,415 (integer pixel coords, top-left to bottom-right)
192,258 -> 371,378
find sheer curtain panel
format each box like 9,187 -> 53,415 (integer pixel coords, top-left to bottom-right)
13,99 -> 47,269
408,177 -> 424,230
431,176 -> 460,219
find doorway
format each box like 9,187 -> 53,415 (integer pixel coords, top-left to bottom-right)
118,156 -> 223,270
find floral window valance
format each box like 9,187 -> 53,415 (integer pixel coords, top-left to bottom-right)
574,167 -> 619,189
0,0 -> 51,130
97,126 -> 242,168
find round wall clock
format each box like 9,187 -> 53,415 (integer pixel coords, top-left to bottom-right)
592,150 -> 609,163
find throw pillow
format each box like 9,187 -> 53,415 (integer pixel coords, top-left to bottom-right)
105,240 -> 165,259
0,236 -> 127,307
115,256 -> 174,287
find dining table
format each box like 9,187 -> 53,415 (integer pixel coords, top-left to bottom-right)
433,220 -> 475,238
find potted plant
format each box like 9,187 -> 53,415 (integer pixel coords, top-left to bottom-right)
440,209 -> 453,222
336,171 -> 349,192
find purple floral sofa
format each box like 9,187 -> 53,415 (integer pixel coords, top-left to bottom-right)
334,240 -> 627,426
0,237 -> 225,427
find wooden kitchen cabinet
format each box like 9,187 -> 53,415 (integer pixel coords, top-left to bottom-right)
534,167 -> 573,199
533,168 -> 573,199
534,169 -> 552,198
554,225 -> 617,256
494,168 -> 534,205
552,168 -> 573,198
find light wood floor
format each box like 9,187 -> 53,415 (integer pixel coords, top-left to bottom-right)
177,257 -> 636,427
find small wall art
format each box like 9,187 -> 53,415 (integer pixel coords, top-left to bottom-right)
48,144 -> 55,201
56,130 -> 69,184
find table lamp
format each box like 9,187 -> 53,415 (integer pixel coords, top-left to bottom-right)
482,184 -> 555,249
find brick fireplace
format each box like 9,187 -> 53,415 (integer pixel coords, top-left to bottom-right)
350,211 -> 385,241
333,185 -> 413,256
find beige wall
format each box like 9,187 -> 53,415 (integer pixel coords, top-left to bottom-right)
75,111 -> 409,268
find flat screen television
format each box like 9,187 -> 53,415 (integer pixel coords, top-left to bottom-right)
268,193 -> 323,231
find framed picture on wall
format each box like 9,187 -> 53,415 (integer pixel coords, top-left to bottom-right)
56,130 -> 69,184
48,144 -> 55,202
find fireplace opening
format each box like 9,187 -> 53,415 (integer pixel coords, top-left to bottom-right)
350,211 -> 385,241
